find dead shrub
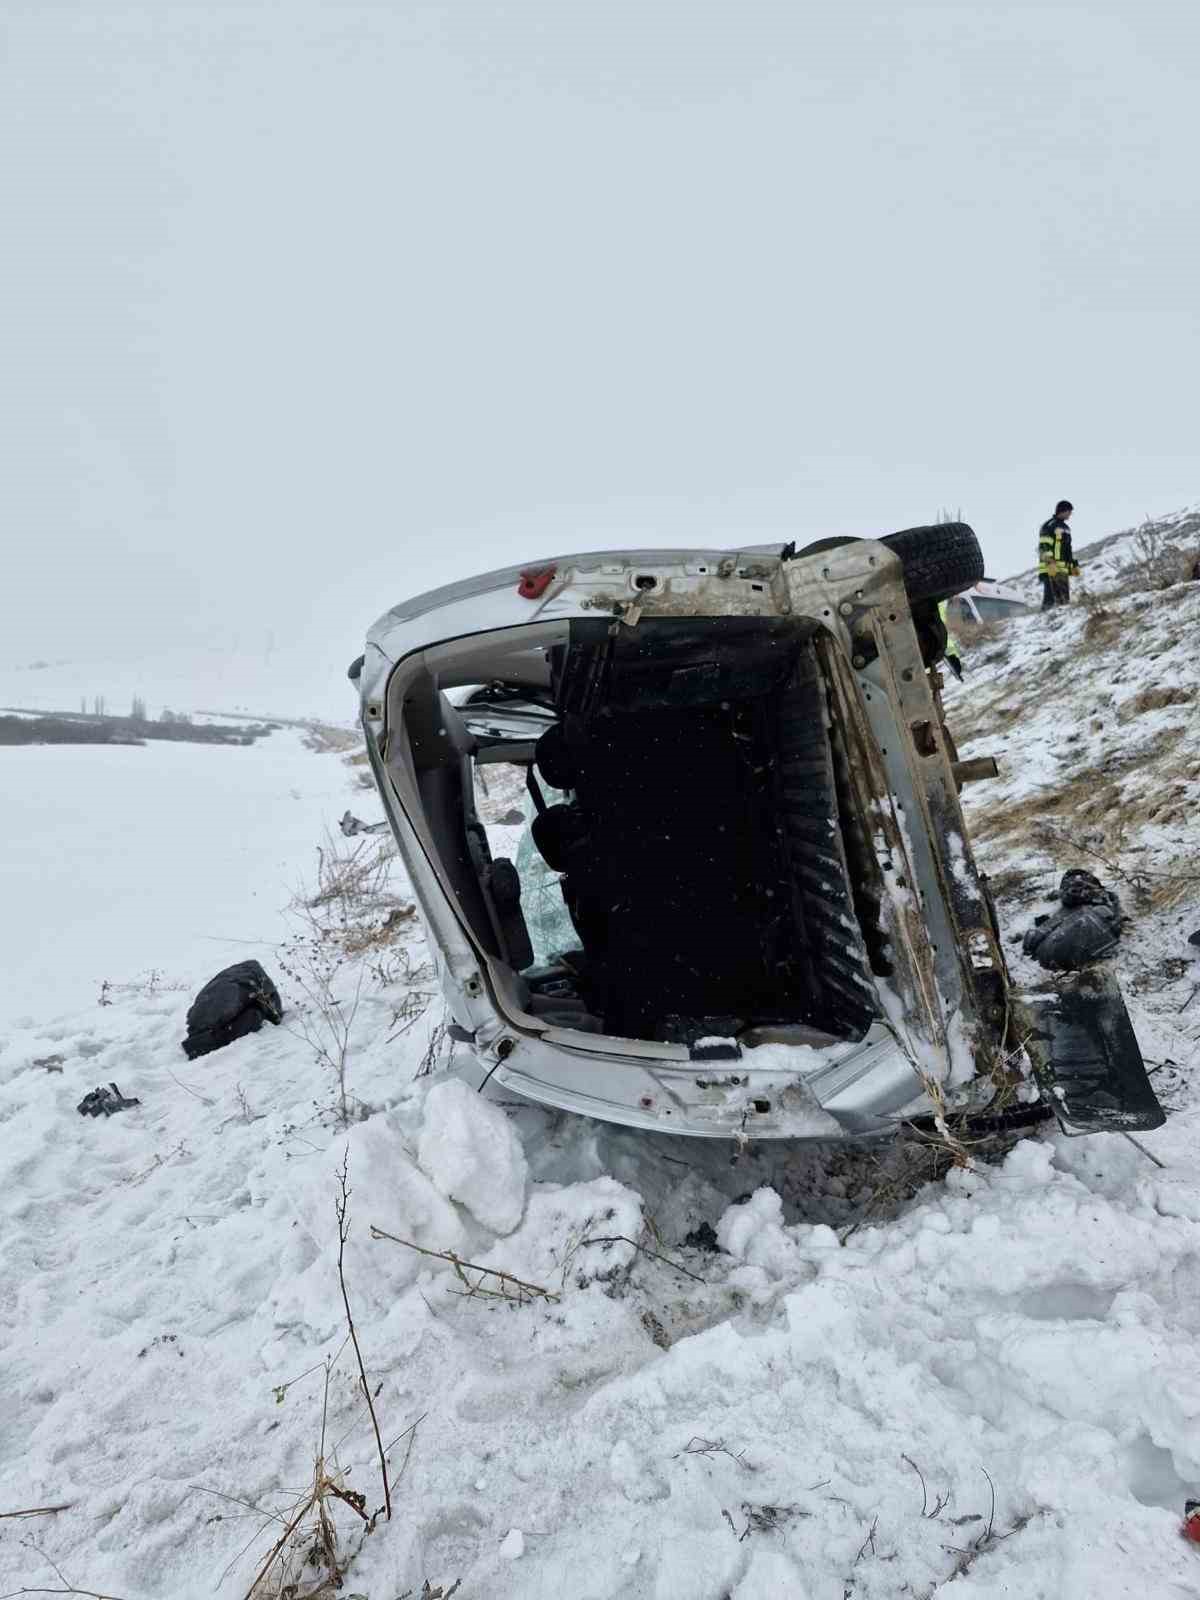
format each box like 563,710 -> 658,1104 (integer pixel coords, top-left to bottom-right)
305,834 -> 396,921
281,837 -> 430,1116
292,834 -> 418,966
277,934 -> 365,1127
416,1014 -> 452,1078
387,989 -> 434,1042
1107,518 -> 1199,596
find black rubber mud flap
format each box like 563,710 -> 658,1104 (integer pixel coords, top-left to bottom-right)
1014,974 -> 1165,1135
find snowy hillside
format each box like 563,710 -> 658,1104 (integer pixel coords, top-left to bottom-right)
3,545 -> 1200,1599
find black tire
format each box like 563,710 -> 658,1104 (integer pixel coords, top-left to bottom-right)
794,536 -> 860,558
793,524 -> 983,605
879,522 -> 983,604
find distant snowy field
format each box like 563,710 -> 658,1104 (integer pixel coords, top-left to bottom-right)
0,641 -> 360,726
0,731 -> 350,1020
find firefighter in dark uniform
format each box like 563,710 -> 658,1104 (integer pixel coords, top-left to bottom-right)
1038,499 -> 1080,608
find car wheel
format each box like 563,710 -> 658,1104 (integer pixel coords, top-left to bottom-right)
879,521 -> 984,604
792,524 -> 983,605
793,536 -> 860,558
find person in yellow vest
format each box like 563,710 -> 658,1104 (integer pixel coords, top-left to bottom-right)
1038,500 -> 1080,608
938,599 -> 964,680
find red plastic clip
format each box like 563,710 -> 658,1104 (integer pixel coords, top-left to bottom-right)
517,565 -> 557,600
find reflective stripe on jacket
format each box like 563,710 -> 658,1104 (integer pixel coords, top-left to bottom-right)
1038,516 -> 1073,576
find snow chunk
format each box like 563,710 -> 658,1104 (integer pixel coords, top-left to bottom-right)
718,1186 -> 784,1260
997,1135 -> 1057,1189
499,1527 -> 524,1559
418,1079 -> 528,1235
380,1155 -> 470,1261
716,1186 -> 814,1282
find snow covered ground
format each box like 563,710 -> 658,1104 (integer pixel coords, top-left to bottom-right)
2,535 -> 1200,1599
0,731 -> 351,1018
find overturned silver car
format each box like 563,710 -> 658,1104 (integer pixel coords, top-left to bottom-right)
352,526 -> 1163,1141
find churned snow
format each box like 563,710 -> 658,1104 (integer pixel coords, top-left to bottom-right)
1,530 -> 1199,1598
418,1078 -> 529,1235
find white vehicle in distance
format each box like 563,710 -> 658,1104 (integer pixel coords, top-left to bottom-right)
945,578 -> 1034,628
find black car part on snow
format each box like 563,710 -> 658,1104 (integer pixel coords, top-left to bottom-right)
1018,973 -> 1165,1134
527,617 -> 880,1044
77,1082 -> 141,1117
1023,869 -> 1124,972
182,960 -> 283,1061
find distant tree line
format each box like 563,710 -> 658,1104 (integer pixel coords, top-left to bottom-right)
0,707 -> 275,748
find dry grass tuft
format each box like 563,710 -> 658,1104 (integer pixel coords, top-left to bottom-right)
1119,683 -> 1194,720
302,723 -> 362,756
1080,604 -> 1121,646
242,1428 -> 369,1599
340,907 -> 418,959
970,768 -> 1116,846
226,1175 -> 427,1599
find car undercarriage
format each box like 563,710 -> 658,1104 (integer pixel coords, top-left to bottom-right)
353,529 -> 1164,1142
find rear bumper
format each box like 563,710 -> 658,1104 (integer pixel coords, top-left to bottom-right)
456,1024 -> 936,1139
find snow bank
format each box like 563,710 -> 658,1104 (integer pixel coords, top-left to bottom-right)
418,1077 -> 529,1234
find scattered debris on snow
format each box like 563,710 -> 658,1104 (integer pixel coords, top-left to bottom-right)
75,1081 -> 140,1117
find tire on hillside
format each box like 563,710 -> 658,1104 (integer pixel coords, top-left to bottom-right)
793,522 -> 983,605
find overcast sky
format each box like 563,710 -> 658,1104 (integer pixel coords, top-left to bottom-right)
2,1 -> 1197,704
